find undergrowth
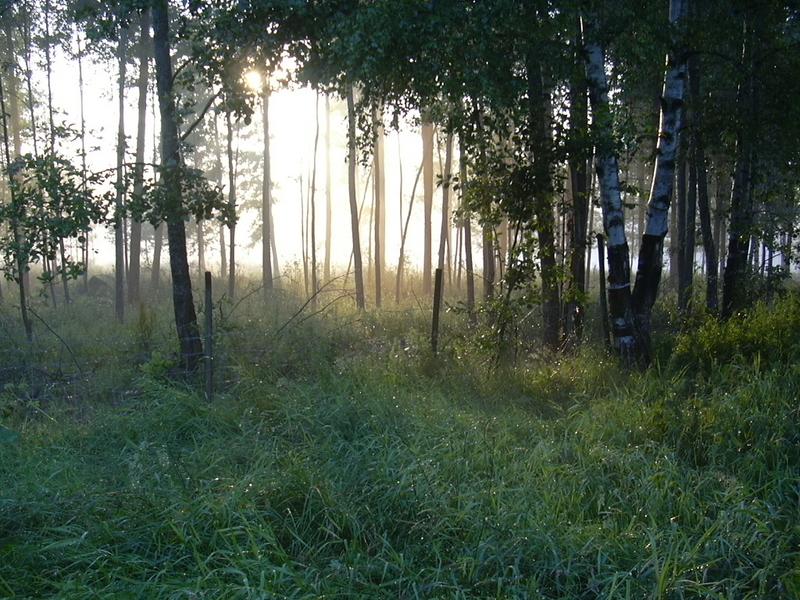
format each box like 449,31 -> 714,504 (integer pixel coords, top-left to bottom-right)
0,283 -> 798,598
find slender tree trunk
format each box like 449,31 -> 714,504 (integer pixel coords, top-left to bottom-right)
372,106 -> 382,307
151,225 -> 163,290
422,115 -> 434,295
460,134 -> 475,314
568,30 -> 590,341
44,0 -> 56,153
300,175 -> 308,298
690,58 -> 717,312
676,139 -> 689,312
262,84 -> 273,293
114,27 -> 128,322
483,225 -> 495,300
21,15 -> 38,158
346,87 -> 365,309
0,45 -> 32,340
527,53 -> 560,349
197,219 -> 205,280
310,93 -> 320,305
43,0 -> 58,306
225,107 -> 237,299
128,10 -> 149,305
437,132 -> 453,275
324,94 -> 332,283
583,29 -> 637,359
629,0 -> 689,360
722,20 -> 756,318
150,86 -> 162,294
396,161 -> 423,303
678,138 -> 697,315
76,31 -> 89,292
152,0 -> 202,371
212,113 -> 227,281
713,156 -> 730,278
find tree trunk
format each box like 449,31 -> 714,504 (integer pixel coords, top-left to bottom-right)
76,30 -> 89,292
526,54 -> 560,349
567,30 -> 590,341
396,161 -> 423,304
372,106 -> 382,307
689,57 -> 717,312
459,134 -> 475,314
483,225 -> 495,300
152,0 -> 203,371
310,93 -> 320,305
324,94 -> 332,283
262,84 -> 273,293
629,0 -> 689,360
437,132 -> 453,276
722,20 -> 756,318
114,27 -> 128,322
0,43 -> 32,340
583,31 -> 637,359
678,138 -> 697,315
197,219 -> 205,280
225,107 -> 237,299
346,87 -> 365,309
129,10 -> 149,305
422,116 -> 434,295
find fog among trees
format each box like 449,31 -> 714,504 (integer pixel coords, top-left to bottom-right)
1,1 -> 799,597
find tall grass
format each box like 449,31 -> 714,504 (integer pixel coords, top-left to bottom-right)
0,280 -> 798,598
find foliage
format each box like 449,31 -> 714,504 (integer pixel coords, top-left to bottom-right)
671,291 -> 800,373
0,152 -> 111,283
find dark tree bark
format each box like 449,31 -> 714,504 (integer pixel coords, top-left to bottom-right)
689,56 -> 717,312
527,55 -> 560,349
629,0 -> 689,360
584,28 -> 637,358
722,20 -> 756,318
346,86 -> 365,309
152,0 -> 202,371
567,29 -> 590,341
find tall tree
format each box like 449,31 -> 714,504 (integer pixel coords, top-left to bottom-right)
128,9 -> 150,306
630,0 -> 689,359
346,86 -> 365,309
261,80 -> 273,293
422,116 -> 434,295
114,26 -> 128,322
152,0 -> 203,371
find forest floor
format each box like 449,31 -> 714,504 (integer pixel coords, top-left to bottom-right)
0,279 -> 799,598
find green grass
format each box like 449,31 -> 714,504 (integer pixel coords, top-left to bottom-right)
0,281 -> 798,598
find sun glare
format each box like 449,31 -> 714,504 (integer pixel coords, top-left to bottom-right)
243,70 -> 263,92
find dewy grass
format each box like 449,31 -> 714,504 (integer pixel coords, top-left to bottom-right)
0,289 -> 798,598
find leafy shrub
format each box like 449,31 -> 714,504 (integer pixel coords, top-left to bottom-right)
671,292 -> 800,372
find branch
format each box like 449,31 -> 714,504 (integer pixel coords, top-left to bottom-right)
180,90 -> 222,142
